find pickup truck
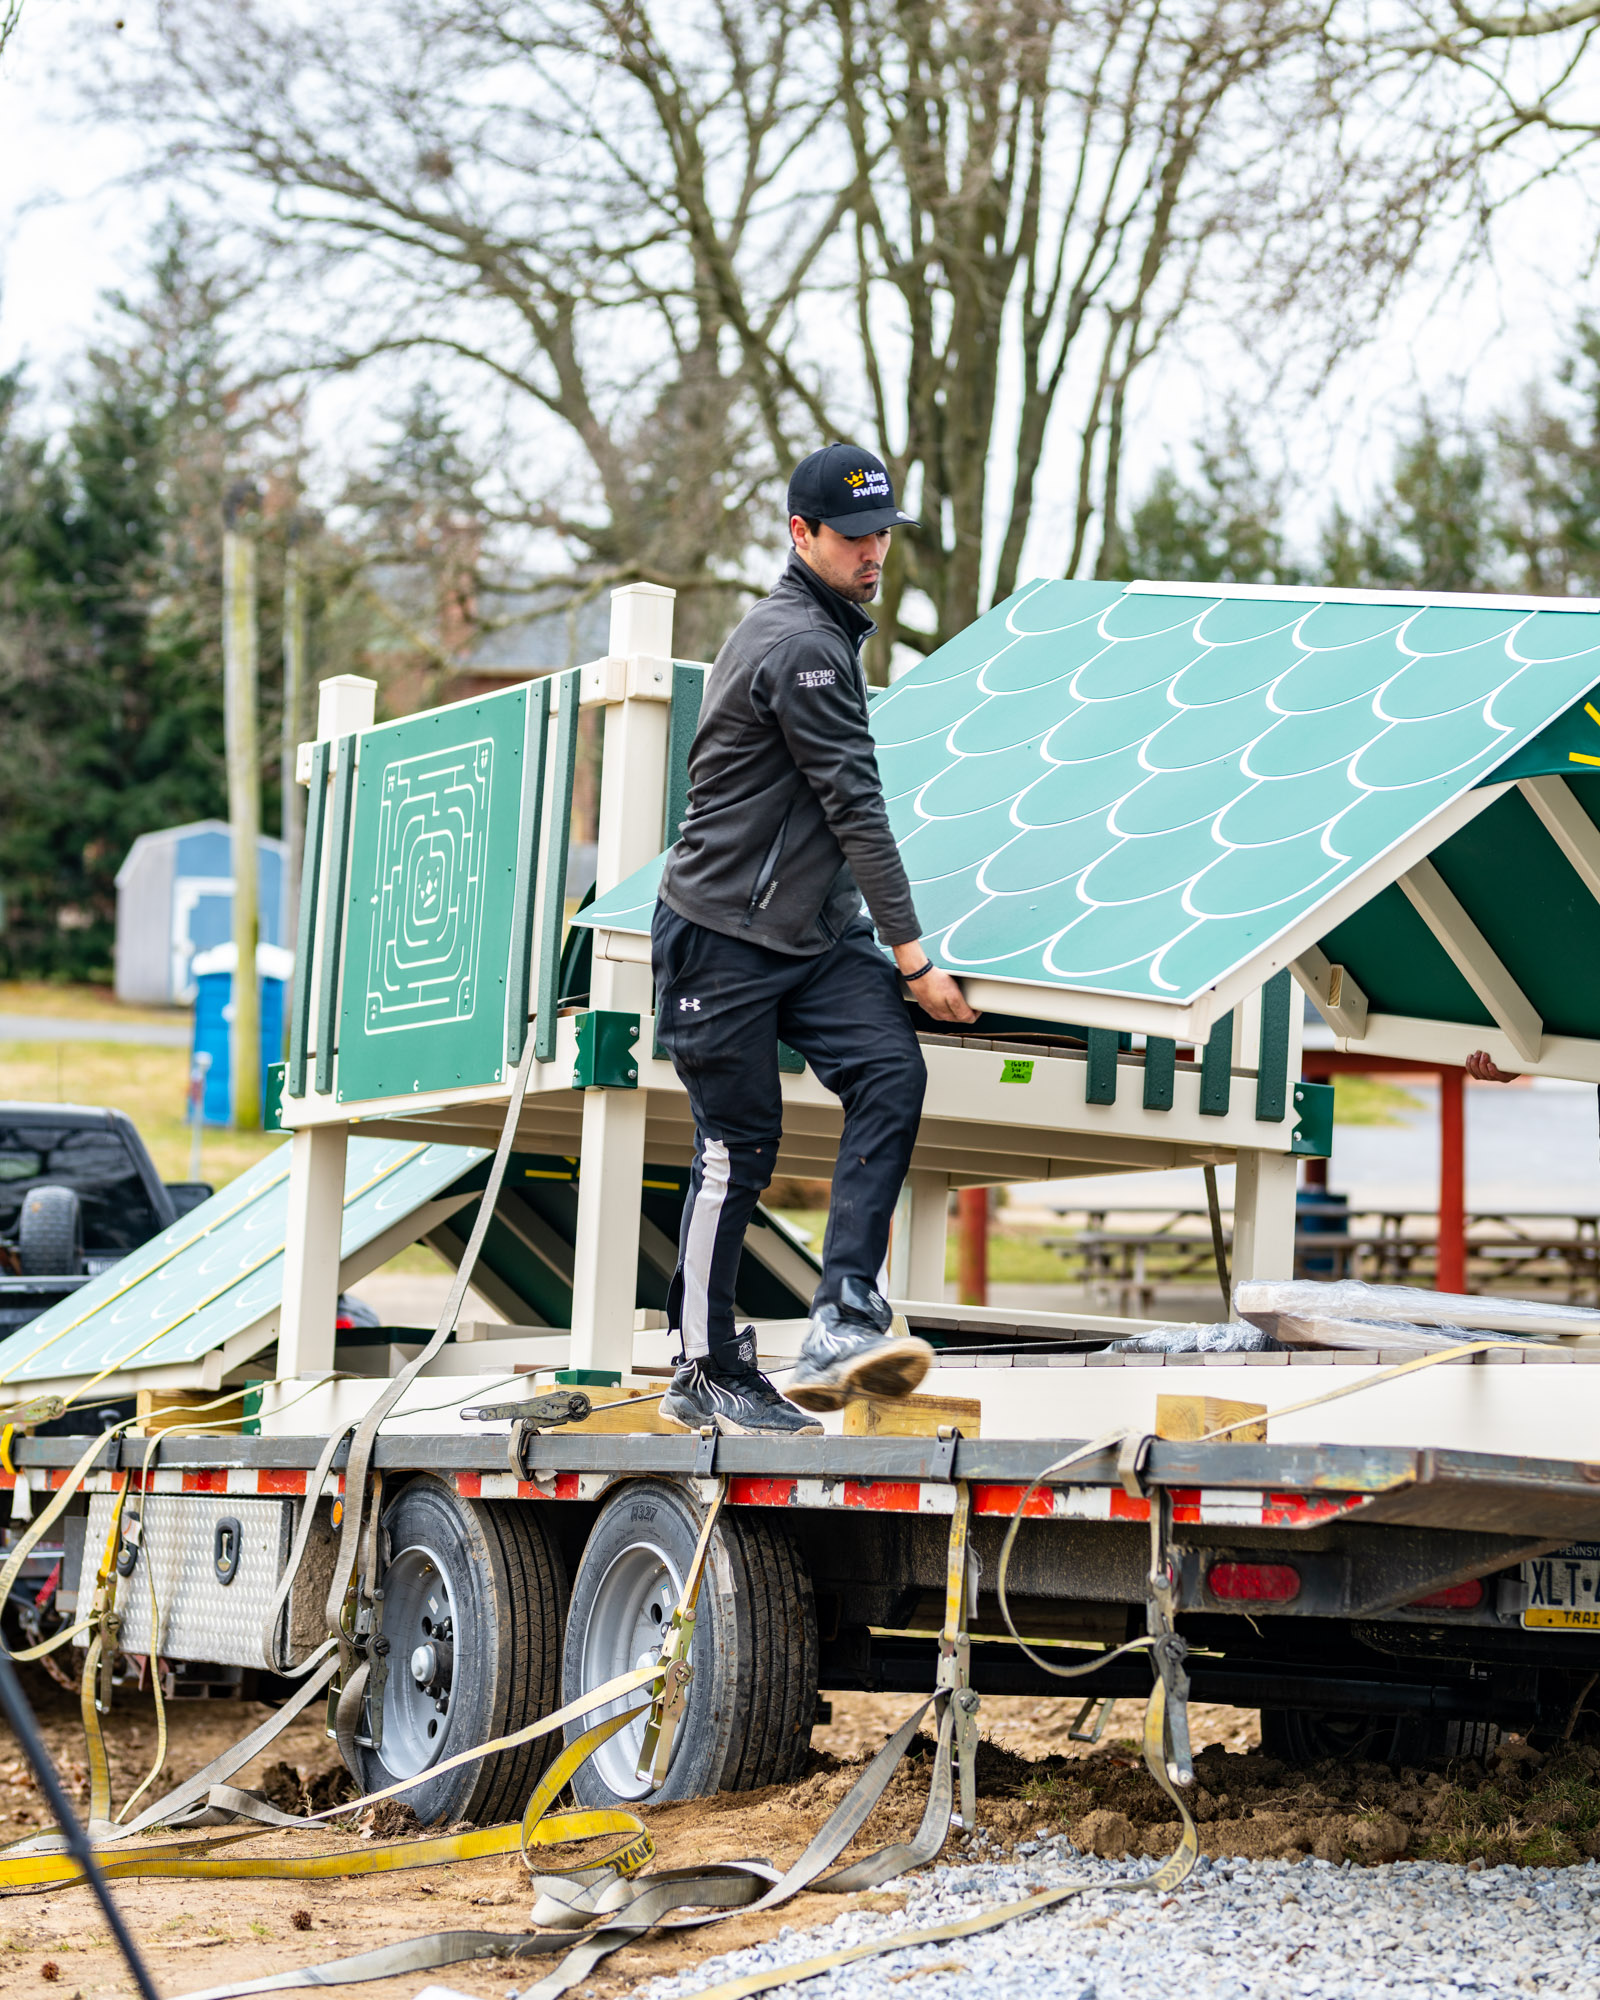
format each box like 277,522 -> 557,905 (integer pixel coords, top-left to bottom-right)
0,1103 -> 212,1339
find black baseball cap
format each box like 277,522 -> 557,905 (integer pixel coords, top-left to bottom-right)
787,443 -> 919,537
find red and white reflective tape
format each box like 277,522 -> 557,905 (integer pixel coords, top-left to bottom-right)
3,1464 -> 1366,1529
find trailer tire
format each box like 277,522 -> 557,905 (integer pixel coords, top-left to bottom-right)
561,1481 -> 817,1808
1261,1707 -> 1501,1770
18,1185 -> 83,1277
356,1476 -> 567,1826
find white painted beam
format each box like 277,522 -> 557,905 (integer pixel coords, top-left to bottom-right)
1292,945 -> 1369,1039
1337,1012 -> 1600,1082
1519,775 -> 1600,903
1397,858 -> 1543,1065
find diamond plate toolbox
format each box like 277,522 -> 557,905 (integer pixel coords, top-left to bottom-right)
76,1494 -> 293,1670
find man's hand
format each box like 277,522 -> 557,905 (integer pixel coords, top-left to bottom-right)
893,941 -> 979,1024
1465,1049 -> 1521,1083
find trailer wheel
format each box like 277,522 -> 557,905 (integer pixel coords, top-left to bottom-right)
356,1476 -> 567,1825
18,1185 -> 83,1277
561,1481 -> 817,1808
1261,1708 -> 1501,1769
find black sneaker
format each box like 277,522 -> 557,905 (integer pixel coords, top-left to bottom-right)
660,1355 -> 823,1437
787,1280 -> 933,1412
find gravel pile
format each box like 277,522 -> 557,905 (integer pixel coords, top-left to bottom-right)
640,1842 -> 1600,2000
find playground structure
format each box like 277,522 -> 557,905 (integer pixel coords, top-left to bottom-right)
11,577 -> 1600,1844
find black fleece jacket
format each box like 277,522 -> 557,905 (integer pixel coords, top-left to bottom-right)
658,552 -> 921,956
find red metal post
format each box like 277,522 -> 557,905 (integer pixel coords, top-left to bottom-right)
1437,1065 -> 1466,1295
956,1186 -> 989,1307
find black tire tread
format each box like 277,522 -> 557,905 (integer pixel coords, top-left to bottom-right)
471,1502 -> 569,1824
720,1512 -> 816,1792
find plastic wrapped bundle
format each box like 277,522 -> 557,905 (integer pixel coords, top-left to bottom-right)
1112,1319 -> 1276,1353
1235,1278 -> 1592,1343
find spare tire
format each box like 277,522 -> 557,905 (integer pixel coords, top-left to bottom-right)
18,1185 -> 84,1277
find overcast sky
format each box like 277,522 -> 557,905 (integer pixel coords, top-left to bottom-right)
4,0 -> 1597,573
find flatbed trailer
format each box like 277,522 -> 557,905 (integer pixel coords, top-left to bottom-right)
14,574 -> 1600,1824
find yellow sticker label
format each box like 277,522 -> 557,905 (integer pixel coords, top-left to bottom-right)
1524,1607 -> 1600,1629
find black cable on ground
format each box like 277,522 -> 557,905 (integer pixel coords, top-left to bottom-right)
0,1646 -> 160,2000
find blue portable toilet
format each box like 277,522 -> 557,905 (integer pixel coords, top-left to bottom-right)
190,943 -> 294,1124
115,822 -> 288,1006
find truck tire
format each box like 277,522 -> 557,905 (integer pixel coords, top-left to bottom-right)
18,1185 -> 83,1277
355,1476 -> 568,1825
561,1481 -> 817,1809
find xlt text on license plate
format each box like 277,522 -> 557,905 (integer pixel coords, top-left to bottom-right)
1522,1544 -> 1600,1629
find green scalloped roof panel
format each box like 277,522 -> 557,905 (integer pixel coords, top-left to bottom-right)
0,1137 -> 487,1385
578,582 -> 1600,1006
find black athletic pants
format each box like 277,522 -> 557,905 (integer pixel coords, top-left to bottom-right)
651,903 -> 927,1365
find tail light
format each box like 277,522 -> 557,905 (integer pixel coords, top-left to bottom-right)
1408,1579 -> 1484,1611
1207,1561 -> 1301,1603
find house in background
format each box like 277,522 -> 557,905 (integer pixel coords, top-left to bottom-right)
114,822 -> 288,1006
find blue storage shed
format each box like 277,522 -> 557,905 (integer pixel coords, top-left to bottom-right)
114,821 -> 287,1006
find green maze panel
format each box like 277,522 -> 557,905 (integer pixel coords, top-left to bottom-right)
337,689 -> 530,1101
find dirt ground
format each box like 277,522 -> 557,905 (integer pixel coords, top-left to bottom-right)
0,1673 -> 1590,2000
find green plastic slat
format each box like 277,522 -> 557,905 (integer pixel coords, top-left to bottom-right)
1085,1029 -> 1119,1104
314,733 -> 358,1097
1255,967 -> 1292,1122
1142,1037 -> 1175,1111
665,663 -> 706,846
506,678 -> 552,1067
1199,1010 -> 1233,1117
287,738 -> 329,1098
0,1139 -> 486,1383
534,671 -> 581,1064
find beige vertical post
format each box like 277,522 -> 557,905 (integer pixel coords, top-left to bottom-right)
223,507 -> 261,1131
568,583 -> 675,1377
281,530 -> 307,959
276,672 -> 376,1382
1231,1149 -> 1299,1288
276,1124 -> 349,1378
892,1169 -> 950,1303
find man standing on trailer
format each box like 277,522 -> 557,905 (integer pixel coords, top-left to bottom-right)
653,444 -> 979,1437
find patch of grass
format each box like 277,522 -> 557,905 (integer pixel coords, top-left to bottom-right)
0,979 -> 181,1027
1332,1074 -> 1426,1126
1415,1761 -> 1600,1867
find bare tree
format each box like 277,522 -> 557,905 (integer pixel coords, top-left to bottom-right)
100,0 -> 1400,662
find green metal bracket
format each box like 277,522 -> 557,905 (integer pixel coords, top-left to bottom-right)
1291,1079 -> 1335,1157
1199,1010 -> 1234,1117
1143,1037 -> 1175,1111
1085,1029 -> 1119,1104
1255,968 -> 1292,1123
555,1368 -> 622,1387
263,1062 -> 287,1134
574,1009 -> 640,1089
777,1041 -> 807,1074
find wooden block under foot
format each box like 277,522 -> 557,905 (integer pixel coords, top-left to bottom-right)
843,1391 -> 982,1439
1154,1393 -> 1266,1444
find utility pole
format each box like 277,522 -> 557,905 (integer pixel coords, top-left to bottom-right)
281,521 -> 307,959
223,484 -> 261,1132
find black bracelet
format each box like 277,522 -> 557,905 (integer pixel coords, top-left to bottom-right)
902,959 -> 936,982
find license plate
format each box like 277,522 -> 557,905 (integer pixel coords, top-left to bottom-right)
1522,1544 -> 1600,1628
